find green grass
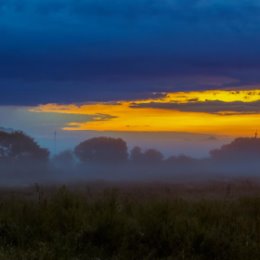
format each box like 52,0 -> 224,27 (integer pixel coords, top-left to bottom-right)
0,186 -> 259,259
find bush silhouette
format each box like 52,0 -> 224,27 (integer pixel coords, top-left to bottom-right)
53,150 -> 75,168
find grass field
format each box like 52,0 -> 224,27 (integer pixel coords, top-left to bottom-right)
0,181 -> 259,259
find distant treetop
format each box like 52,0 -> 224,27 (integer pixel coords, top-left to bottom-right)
0,130 -> 49,162
75,137 -> 128,163
210,137 -> 260,162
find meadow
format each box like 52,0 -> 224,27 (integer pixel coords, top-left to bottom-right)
0,181 -> 259,259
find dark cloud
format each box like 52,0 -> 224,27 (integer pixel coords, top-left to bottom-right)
130,100 -> 260,115
1,0 -> 260,23
1,0 -> 260,104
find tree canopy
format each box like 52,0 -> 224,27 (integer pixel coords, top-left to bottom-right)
210,137 -> 260,162
0,131 -> 49,162
75,137 -> 128,163
130,146 -> 164,163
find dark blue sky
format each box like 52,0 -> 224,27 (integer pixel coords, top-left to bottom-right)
1,0 -> 260,105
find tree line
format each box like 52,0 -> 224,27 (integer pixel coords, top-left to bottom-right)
1,129 -> 260,166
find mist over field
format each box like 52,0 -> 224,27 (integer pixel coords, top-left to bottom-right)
0,129 -> 260,186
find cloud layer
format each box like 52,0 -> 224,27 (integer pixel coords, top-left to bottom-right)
131,100 -> 260,115
27,89 -> 260,137
1,0 -> 260,104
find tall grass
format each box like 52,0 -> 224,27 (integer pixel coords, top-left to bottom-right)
0,186 -> 259,259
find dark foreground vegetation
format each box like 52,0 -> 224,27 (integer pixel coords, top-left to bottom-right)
1,129 -> 260,259
0,182 -> 259,260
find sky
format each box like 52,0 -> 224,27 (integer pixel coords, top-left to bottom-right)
1,0 -> 260,157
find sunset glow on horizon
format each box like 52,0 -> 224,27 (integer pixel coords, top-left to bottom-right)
31,89 -> 260,137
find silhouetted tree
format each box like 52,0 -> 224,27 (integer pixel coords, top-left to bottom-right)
143,149 -> 164,163
53,150 -> 75,168
0,130 -> 49,162
130,146 -> 143,162
130,147 -> 164,164
210,137 -> 260,162
75,137 -> 128,163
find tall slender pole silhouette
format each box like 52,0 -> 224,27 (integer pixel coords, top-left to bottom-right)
54,131 -> 57,156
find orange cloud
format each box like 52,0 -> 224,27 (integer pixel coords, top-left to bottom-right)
30,89 -> 260,137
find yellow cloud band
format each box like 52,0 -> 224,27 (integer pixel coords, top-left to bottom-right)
30,89 -> 260,136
